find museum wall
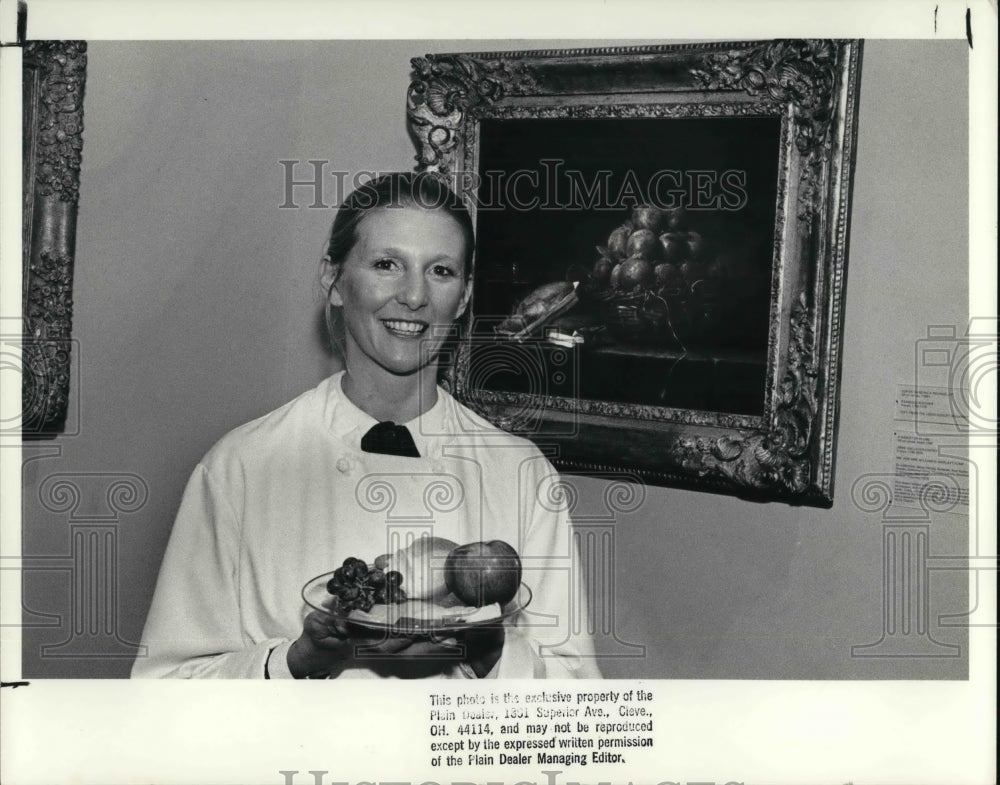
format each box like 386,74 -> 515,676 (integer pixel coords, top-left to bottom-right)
21,39 -> 969,678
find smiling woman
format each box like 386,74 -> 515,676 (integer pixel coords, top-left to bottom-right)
132,172 -> 601,681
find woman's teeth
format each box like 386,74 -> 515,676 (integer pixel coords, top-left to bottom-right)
383,320 -> 427,336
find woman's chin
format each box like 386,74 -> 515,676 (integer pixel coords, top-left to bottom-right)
346,338 -> 447,380
374,354 -> 439,378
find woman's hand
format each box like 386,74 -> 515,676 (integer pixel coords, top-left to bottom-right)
286,609 -> 474,678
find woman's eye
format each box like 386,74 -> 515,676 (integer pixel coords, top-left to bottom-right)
432,264 -> 457,278
373,258 -> 397,271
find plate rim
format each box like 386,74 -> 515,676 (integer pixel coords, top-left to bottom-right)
301,571 -> 533,634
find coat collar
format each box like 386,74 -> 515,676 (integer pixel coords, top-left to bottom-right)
321,370 -> 458,458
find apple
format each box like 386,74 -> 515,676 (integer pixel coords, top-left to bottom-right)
664,207 -> 687,231
444,540 -> 522,607
609,262 -> 624,291
625,229 -> 660,260
653,262 -> 681,290
606,224 -> 631,260
618,257 -> 653,291
631,205 -> 665,233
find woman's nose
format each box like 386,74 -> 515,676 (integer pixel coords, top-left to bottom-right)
398,270 -> 428,309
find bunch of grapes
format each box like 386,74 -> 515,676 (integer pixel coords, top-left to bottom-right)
325,556 -> 406,613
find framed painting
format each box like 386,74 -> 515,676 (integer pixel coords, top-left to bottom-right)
407,40 -> 862,506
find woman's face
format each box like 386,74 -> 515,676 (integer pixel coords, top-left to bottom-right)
327,206 -> 472,379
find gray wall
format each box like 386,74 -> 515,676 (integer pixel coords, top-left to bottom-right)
22,40 -> 969,678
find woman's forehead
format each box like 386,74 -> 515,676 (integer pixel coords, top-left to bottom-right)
352,206 -> 468,258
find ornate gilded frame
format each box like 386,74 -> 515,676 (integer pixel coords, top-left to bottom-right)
407,40 -> 861,506
21,40 -> 86,438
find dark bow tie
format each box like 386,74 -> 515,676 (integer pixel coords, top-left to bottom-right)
361,421 -> 421,458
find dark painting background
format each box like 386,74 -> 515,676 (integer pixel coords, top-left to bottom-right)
471,115 -> 781,415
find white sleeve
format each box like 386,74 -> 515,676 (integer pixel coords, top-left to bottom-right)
131,464 -> 288,679
494,453 -> 602,679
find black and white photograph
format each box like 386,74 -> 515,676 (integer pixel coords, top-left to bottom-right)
1,1 -> 996,784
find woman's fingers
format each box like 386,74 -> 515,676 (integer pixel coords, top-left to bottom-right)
400,636 -> 464,659
348,633 -> 414,657
349,634 -> 461,659
303,609 -> 349,648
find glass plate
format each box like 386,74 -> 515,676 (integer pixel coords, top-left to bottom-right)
301,572 -> 532,636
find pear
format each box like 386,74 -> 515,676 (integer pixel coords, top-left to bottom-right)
382,535 -> 458,601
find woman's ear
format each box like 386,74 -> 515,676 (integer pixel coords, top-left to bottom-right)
320,255 -> 344,307
455,276 -> 473,320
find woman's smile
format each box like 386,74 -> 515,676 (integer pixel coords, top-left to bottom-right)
381,319 -> 429,337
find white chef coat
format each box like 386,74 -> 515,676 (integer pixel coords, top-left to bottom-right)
132,371 -> 601,679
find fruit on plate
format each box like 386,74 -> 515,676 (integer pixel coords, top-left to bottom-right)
329,538 -> 523,613
325,556 -> 406,613
444,540 -> 522,607
379,535 -> 459,601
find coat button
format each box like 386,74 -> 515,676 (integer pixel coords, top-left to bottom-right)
336,458 -> 352,473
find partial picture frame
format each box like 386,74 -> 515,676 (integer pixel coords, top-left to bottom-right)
21,40 -> 87,438
407,40 -> 863,506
